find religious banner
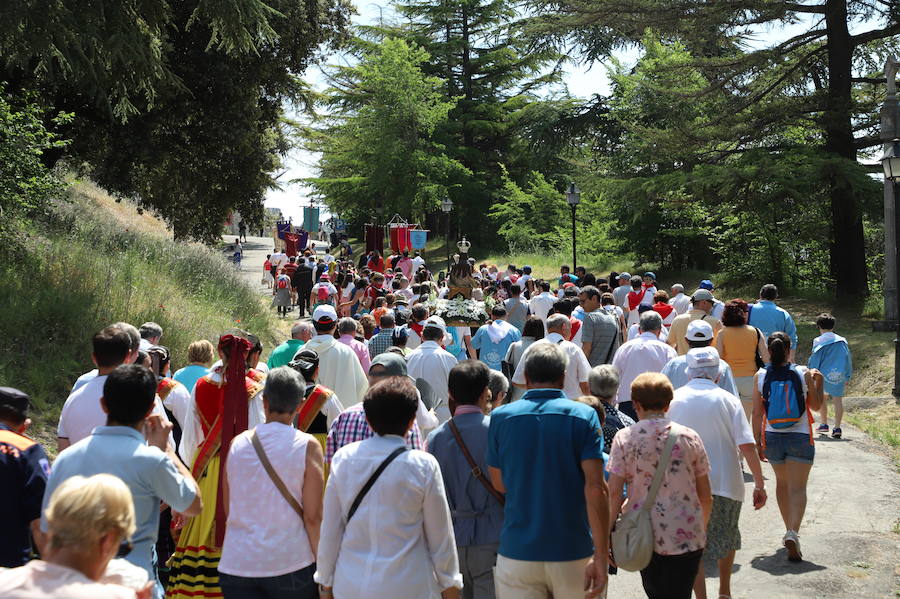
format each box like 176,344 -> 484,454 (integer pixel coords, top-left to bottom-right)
303,207 -> 320,232
409,229 -> 428,249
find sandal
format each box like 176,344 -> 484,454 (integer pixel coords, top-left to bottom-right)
783,530 -> 803,562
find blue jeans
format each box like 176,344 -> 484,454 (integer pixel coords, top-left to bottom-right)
219,564 -> 317,599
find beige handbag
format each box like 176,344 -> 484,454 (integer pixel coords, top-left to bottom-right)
610,427 -> 678,572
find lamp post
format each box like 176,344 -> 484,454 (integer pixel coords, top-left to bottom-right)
883,139 -> 900,399
565,182 -> 581,273
441,196 -> 454,274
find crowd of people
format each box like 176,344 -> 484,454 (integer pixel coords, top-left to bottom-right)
0,258 -> 855,599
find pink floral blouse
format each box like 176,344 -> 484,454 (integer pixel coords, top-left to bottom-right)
607,416 -> 710,555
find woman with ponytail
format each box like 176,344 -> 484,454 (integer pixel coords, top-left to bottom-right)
166,330 -> 266,598
752,332 -> 823,562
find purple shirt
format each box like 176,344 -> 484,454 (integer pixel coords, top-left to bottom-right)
338,334 -> 371,373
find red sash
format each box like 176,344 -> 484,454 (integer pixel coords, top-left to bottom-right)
627,289 -> 647,310
156,378 -> 178,403
295,385 -> 332,432
410,322 -> 425,338
569,317 -> 581,341
653,302 -> 674,320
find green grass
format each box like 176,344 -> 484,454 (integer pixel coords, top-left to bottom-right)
845,401 -> 900,468
0,181 -> 282,448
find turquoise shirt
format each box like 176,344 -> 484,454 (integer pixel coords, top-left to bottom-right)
486,389 -> 604,561
471,324 -> 521,371
267,338 -> 306,369
172,364 -> 210,393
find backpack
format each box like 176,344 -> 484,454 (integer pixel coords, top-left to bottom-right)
762,364 -> 806,429
317,285 -> 330,302
277,276 -> 289,290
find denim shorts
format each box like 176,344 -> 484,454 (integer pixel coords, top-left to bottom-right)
764,431 -> 815,465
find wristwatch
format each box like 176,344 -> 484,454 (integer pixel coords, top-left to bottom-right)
319,585 -> 333,595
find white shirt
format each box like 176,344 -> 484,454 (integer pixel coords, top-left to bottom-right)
668,379 -> 755,501
627,323 -> 669,342
324,253 -> 335,263
270,251 -> 288,271
711,299 -> 725,320
160,379 -> 192,441
71,369 -> 99,393
412,256 -> 426,272
407,341 -> 459,422
220,422 -> 316,577
314,435 -> 462,597
512,333 -> 590,400
528,292 -> 556,322
611,332 -> 678,405
312,282 -> 338,298
303,335 -> 369,406
669,293 -> 691,315
57,375 -> 173,447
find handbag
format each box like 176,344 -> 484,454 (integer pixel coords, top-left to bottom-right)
448,419 -> 505,506
753,327 -> 765,369
610,427 -> 678,572
250,429 -> 304,521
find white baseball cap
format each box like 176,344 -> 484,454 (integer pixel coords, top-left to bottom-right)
686,347 -> 720,369
423,315 -> 447,334
685,319 -> 714,341
312,305 -> 338,324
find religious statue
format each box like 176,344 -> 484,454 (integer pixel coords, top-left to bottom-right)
448,237 -> 478,299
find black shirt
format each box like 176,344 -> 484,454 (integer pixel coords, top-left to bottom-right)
0,423 -> 50,566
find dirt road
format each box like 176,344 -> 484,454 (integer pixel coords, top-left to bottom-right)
607,420 -> 899,598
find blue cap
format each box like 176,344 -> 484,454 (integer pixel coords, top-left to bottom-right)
523,265 -> 532,273
699,279 -> 714,290
643,272 -> 656,280
618,272 -> 631,280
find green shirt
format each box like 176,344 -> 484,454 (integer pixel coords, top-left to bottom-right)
267,339 -> 305,369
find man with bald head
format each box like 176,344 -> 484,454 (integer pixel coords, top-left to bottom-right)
511,314 -> 591,399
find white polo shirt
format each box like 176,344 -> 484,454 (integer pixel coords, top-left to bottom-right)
511,333 -> 591,400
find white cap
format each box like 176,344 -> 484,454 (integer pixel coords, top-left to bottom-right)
686,347 -> 720,369
685,319 -> 714,341
423,315 -> 447,334
312,305 -> 338,324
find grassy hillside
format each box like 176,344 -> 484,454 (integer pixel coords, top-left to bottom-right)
0,181 -> 282,445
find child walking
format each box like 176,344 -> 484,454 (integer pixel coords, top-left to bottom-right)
808,313 -> 853,439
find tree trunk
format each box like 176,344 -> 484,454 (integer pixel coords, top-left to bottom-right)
824,0 -> 867,297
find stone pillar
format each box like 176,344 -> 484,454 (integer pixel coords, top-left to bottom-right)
882,58 -> 900,322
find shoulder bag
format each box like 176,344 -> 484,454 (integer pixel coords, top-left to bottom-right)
610,427 -> 678,572
250,429 -> 304,521
347,446 -> 408,521
448,419 -> 505,506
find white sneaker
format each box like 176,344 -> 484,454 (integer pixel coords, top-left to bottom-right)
783,530 -> 802,562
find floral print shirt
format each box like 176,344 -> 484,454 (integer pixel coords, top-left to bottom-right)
607,416 -> 710,555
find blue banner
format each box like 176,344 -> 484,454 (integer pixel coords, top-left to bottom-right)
410,229 -> 428,249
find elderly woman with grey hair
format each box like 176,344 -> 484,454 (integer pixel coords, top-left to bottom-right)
588,365 -> 636,454
487,369 -> 509,408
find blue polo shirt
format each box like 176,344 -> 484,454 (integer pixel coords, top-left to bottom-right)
42,427 -> 196,597
486,389 -> 604,562
748,300 -> 798,348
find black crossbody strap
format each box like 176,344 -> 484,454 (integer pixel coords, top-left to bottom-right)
347,446 -> 408,521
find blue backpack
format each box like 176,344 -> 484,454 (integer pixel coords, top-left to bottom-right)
762,364 -> 806,429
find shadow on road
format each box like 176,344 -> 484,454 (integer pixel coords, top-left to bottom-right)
750,549 -> 827,575
701,560 -> 741,578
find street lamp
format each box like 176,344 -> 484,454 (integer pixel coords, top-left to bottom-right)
883,139 -> 900,399
441,196 -> 454,274
565,182 -> 581,273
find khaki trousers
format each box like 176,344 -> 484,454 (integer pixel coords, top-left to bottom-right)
494,555 -> 590,599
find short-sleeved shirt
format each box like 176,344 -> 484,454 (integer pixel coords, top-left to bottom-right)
172,364 -> 210,393
267,339 -> 306,369
487,389 -> 604,561
41,427 -> 196,582
607,418 -> 710,555
668,379 -> 754,501
756,364 -> 809,434
0,425 -> 50,567
581,310 -> 620,366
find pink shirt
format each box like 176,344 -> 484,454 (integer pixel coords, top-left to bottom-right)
339,334 -> 371,373
607,417 -> 710,555
0,561 -> 135,599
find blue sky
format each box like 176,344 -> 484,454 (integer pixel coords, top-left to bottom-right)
264,2 -> 865,221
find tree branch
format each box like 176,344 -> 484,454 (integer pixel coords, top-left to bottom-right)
855,135 -> 883,150
850,22 -> 900,47
783,2 -> 827,13
852,77 -> 886,85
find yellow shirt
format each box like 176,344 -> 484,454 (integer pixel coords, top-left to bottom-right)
717,325 -> 760,378
667,310 -> 723,355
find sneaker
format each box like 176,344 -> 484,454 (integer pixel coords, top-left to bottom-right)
783,530 -> 802,562
832,427 -> 842,439
816,424 -> 829,433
